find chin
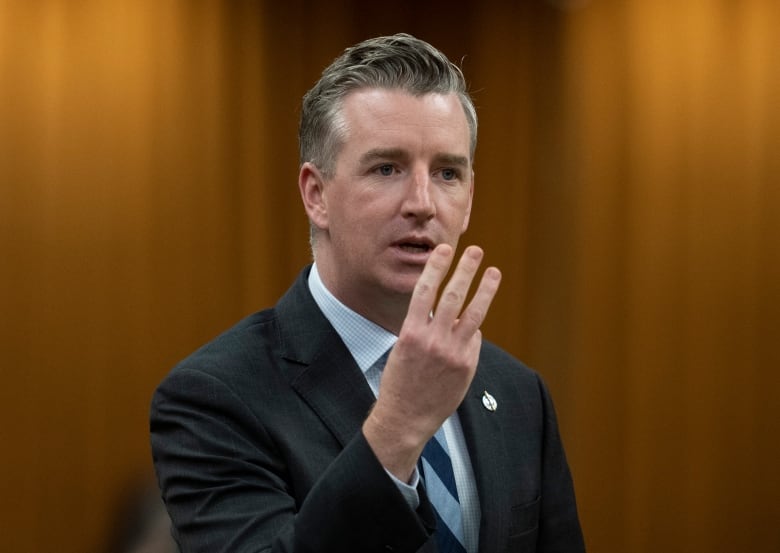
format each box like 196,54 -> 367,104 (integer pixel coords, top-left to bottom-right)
380,272 -> 421,298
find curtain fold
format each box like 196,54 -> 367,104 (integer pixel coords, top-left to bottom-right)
1,1 -> 777,551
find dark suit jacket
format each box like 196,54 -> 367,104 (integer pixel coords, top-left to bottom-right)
150,267 -> 585,552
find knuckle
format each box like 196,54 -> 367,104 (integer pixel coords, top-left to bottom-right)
464,307 -> 485,326
442,289 -> 463,304
415,281 -> 434,297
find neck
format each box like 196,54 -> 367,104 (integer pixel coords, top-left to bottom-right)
314,259 -> 410,336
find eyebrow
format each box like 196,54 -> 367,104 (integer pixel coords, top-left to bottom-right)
358,148 -> 408,166
358,148 -> 470,169
434,153 -> 470,169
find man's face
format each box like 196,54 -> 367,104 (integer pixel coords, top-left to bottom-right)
304,88 -> 474,317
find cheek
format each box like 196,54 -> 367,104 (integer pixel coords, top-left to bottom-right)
441,194 -> 472,231
331,186 -> 402,238
330,201 -> 383,243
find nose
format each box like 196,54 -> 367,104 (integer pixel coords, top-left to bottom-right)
402,169 -> 436,221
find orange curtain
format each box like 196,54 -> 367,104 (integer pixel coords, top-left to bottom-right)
552,2 -> 780,551
1,1 -> 778,552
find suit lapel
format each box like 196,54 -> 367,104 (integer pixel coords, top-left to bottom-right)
290,338 -> 376,447
458,365 -> 509,553
274,267 -> 376,447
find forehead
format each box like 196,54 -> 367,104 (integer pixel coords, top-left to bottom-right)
337,88 -> 471,156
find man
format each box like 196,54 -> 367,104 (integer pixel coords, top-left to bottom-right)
150,33 -> 585,552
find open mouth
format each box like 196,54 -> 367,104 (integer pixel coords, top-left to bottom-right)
398,242 -> 433,253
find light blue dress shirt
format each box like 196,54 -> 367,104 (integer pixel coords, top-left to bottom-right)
308,264 -> 480,553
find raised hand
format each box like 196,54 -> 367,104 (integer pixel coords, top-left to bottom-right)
362,244 -> 502,481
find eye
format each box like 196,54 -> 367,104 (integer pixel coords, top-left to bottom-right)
375,164 -> 395,177
440,168 -> 458,181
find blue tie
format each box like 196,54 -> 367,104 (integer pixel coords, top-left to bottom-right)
420,427 -> 467,553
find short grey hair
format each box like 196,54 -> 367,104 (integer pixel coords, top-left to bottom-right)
299,33 -> 478,178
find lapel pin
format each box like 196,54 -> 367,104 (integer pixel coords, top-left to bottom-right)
481,390 -> 498,412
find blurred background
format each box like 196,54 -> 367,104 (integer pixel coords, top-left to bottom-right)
1,1 -> 778,551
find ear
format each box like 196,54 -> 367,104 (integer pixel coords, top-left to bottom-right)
299,162 -> 329,231
461,170 -> 475,233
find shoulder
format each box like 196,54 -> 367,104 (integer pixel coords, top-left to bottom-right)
477,339 -> 552,400
167,267 -> 320,383
478,339 -> 537,379
165,308 -> 281,386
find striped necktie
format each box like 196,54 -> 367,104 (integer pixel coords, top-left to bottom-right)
420,427 -> 467,553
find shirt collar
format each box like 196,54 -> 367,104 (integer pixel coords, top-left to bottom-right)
308,263 -> 397,374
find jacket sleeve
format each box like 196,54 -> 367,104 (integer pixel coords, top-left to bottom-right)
536,374 -> 587,552
150,367 -> 436,553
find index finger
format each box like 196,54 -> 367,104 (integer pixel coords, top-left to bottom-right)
405,243 -> 455,323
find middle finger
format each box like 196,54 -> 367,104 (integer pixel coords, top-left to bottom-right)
432,245 -> 484,325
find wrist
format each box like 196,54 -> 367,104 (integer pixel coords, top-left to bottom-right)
362,404 -> 427,483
